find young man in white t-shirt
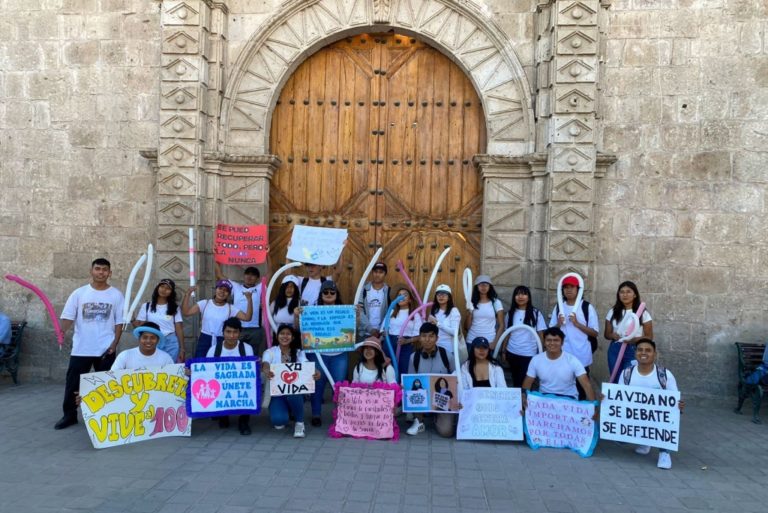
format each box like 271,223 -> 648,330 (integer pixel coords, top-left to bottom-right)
215,263 -> 264,356
112,322 -> 174,370
55,258 -> 125,430
205,317 -> 255,436
522,327 -> 596,402
357,262 -> 390,338
620,338 -> 685,470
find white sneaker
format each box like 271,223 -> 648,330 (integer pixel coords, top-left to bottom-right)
293,422 -> 305,438
634,445 -> 651,455
406,418 -> 425,436
274,424 -> 285,430
657,451 -> 672,469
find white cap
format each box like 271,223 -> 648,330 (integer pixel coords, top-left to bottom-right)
435,284 -> 452,295
282,275 -> 299,286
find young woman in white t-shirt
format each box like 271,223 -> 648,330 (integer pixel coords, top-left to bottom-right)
501,285 -> 547,388
604,281 -> 653,382
464,275 -> 505,354
270,276 -> 300,329
427,284 -> 461,356
133,279 -> 185,362
352,337 -> 397,384
262,324 -> 319,438
383,286 -> 423,378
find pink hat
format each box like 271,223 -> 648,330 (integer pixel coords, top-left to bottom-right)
358,337 -> 383,353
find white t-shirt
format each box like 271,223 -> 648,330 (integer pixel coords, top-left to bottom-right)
136,302 -> 183,336
605,308 -> 652,336
384,309 -> 422,338
197,300 -> 240,336
61,285 -> 125,357
231,281 -> 260,328
526,351 -> 586,399
299,276 -> 331,306
111,347 -> 174,370
506,308 -> 547,356
466,299 -> 504,342
206,341 -> 255,358
262,346 -> 308,365
434,307 -> 461,354
270,301 -> 295,327
353,363 -> 397,384
548,302 -> 599,367
626,365 -> 678,392
363,286 -> 386,329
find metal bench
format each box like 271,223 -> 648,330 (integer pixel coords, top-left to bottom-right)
734,342 -> 768,423
0,322 -> 27,384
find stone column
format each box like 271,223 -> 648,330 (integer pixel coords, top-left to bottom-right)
475,154 -> 548,304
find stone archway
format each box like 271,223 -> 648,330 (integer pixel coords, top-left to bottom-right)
220,0 -> 534,157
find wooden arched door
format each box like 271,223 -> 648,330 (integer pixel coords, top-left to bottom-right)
269,33 -> 486,302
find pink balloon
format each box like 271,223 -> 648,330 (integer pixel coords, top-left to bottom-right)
5,274 -> 65,347
395,301 -> 433,360
397,260 -> 423,306
260,277 -> 272,349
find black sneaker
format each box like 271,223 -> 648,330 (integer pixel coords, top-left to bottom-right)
218,416 -> 230,429
54,416 -> 78,430
239,424 -> 252,436
311,416 -> 322,427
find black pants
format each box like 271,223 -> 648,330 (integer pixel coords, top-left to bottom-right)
506,353 -> 534,389
576,365 -> 591,401
62,353 -> 116,419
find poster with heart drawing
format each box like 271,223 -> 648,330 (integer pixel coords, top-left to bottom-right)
185,357 -> 261,418
270,362 -> 316,396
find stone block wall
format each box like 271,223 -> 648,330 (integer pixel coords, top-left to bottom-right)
0,0 -> 161,381
595,0 -> 768,398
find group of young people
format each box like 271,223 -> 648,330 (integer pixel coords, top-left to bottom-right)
52,257 -> 682,469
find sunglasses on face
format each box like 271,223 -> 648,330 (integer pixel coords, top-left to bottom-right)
322,290 -> 337,295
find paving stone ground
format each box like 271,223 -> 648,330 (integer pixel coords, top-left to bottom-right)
1,383 -> 767,513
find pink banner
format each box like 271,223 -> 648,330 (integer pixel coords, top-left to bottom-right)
214,224 -> 268,265
329,381 -> 402,440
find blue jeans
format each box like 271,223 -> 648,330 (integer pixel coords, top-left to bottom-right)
269,395 -> 305,426
607,341 -> 636,383
307,353 -> 348,417
195,333 -> 224,358
390,335 -> 411,379
158,333 -> 180,362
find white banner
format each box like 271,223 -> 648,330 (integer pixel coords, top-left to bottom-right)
457,388 -> 524,441
600,383 -> 681,451
287,225 -> 348,265
269,362 -> 315,396
79,364 -> 191,449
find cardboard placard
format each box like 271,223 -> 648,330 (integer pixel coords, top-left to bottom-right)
300,305 -> 356,353
269,362 -> 316,396
286,225 -> 348,265
185,357 -> 261,418
457,388 -> 524,441
524,392 -> 598,458
329,381 -> 402,440
214,224 -> 268,265
401,374 -> 460,413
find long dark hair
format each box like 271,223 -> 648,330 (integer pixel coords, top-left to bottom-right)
358,345 -> 386,382
273,281 -> 299,316
507,285 -> 539,329
150,281 -> 179,316
611,281 -> 642,325
470,283 -> 499,310
430,291 -> 455,316
391,287 -> 415,318
276,324 -> 302,363
467,344 -> 500,383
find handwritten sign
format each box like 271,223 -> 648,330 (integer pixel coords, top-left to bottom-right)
600,383 -> 681,451
269,362 -> 316,396
329,381 -> 402,440
524,392 -> 598,458
457,388 -> 524,441
185,357 -> 261,418
287,225 -> 348,265
401,374 -> 460,413
300,305 -> 356,353
214,224 -> 268,265
79,364 -> 190,449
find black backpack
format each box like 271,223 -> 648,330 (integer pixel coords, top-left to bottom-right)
555,300 -> 598,353
413,347 -> 451,373
622,364 -> 668,389
213,340 -> 246,357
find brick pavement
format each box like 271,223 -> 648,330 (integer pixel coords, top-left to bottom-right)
1,384 -> 766,513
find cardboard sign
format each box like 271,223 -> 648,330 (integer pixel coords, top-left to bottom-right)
286,225 -> 348,265
185,357 -> 261,418
401,374 -> 460,413
524,392 -> 598,458
269,362 -> 316,396
214,224 -> 268,265
600,383 -> 681,451
79,364 -> 191,449
300,305 -> 356,353
457,388 -> 524,441
329,381 -> 402,440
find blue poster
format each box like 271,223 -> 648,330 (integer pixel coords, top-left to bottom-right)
299,305 -> 356,353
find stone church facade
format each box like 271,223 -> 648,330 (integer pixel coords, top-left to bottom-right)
1,0 -> 765,400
